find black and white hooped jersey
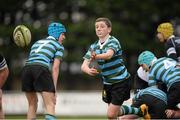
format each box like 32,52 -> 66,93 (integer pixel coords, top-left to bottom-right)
165,36 -> 180,62
0,54 -> 7,70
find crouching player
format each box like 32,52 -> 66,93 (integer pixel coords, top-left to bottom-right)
119,64 -> 167,119
138,50 -> 180,119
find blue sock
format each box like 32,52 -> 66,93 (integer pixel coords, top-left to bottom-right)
45,114 -> 56,120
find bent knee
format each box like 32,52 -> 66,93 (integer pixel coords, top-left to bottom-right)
107,112 -> 118,119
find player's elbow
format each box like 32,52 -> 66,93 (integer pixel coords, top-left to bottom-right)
81,60 -> 89,73
81,64 -> 85,72
81,63 -> 89,74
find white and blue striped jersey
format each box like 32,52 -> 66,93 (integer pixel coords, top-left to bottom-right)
134,86 -> 167,104
83,36 -> 130,84
0,54 -> 7,70
26,36 -> 64,69
148,57 -> 180,91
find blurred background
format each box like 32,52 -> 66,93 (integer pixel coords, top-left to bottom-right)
1,0 -> 180,118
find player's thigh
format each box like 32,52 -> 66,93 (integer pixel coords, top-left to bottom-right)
151,100 -> 167,118
132,95 -> 147,107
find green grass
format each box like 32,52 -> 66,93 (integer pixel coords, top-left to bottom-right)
5,115 -> 107,120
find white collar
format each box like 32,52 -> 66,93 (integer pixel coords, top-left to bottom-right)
47,36 -> 56,40
98,35 -> 111,49
137,66 -> 148,82
150,57 -> 157,66
169,35 -> 175,39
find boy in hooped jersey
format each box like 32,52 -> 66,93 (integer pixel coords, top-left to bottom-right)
81,17 -> 134,119
21,22 -> 66,120
138,50 -> 180,118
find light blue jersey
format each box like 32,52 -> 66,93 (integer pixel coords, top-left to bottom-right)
26,36 -> 64,69
148,57 -> 180,90
134,86 -> 167,104
83,36 -> 130,84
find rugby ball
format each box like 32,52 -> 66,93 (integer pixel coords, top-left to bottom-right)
13,25 -> 31,47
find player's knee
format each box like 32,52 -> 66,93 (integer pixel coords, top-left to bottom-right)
107,111 -> 118,119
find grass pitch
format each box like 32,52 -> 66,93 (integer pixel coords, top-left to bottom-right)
6,115 -> 107,120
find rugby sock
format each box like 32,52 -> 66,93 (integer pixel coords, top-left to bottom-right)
121,105 -> 140,115
45,114 -> 56,120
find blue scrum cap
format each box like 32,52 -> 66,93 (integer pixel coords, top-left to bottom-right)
48,22 -> 66,40
138,51 -> 155,67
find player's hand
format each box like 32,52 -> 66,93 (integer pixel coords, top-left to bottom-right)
165,109 -> 175,118
88,67 -> 99,76
90,51 -> 96,62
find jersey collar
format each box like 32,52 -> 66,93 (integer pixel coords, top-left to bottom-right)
46,36 -> 56,40
168,35 -> 175,39
98,35 -> 111,49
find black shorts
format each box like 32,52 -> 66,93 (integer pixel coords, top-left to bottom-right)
21,65 -> 55,92
132,94 -> 167,119
102,78 -> 130,105
167,82 -> 180,109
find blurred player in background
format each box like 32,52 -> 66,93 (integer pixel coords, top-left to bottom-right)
138,50 -> 180,119
157,22 -> 180,62
0,54 -> 9,119
21,22 -> 66,120
81,17 -> 132,120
